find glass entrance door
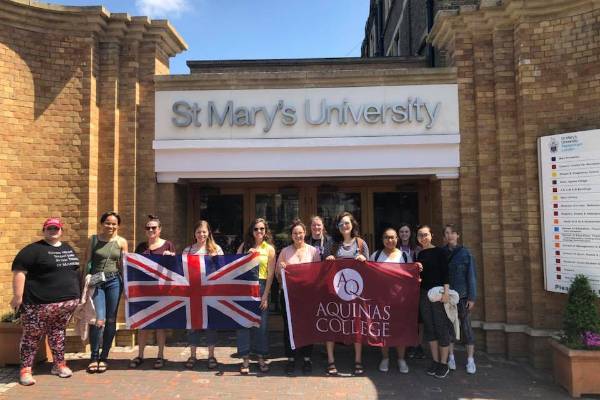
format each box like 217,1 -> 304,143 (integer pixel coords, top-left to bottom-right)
252,189 -> 300,252
371,191 -> 419,252
190,189 -> 245,254
316,188 -> 363,237
190,180 -> 425,255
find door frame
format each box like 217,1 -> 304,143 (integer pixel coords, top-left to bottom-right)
188,178 -> 431,252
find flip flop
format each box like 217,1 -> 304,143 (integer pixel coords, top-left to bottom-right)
97,361 -> 108,373
86,361 -> 98,374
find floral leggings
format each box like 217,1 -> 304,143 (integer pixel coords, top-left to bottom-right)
20,299 -> 79,368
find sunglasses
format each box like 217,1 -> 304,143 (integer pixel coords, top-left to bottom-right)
337,221 -> 351,229
253,227 -> 266,232
145,226 -> 159,231
45,226 -> 60,232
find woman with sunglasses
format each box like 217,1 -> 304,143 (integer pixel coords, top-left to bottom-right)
129,215 -> 175,370
183,220 -> 224,370
306,215 -> 333,260
324,211 -> 369,376
11,218 -> 81,385
236,218 -> 276,374
84,211 -> 128,373
276,219 -> 321,375
370,227 -> 410,374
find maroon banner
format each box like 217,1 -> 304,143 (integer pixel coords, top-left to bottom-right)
282,260 -> 420,349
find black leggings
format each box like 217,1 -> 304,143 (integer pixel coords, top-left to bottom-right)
280,290 -> 313,359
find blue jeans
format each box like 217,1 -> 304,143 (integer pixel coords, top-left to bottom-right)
237,279 -> 268,357
187,329 -> 217,347
89,275 -> 122,361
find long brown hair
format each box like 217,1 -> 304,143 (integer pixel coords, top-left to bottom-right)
243,218 -> 273,251
331,211 -> 364,257
191,220 -> 219,255
331,211 -> 361,243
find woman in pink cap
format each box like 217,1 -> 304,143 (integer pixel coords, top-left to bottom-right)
11,218 -> 81,386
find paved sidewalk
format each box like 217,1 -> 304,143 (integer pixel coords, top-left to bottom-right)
0,332 -> 581,399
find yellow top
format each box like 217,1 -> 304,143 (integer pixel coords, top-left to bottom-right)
256,241 -> 273,280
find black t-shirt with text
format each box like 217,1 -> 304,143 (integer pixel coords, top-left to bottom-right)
12,240 -> 81,304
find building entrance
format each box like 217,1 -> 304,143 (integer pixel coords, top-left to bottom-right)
189,179 -> 429,254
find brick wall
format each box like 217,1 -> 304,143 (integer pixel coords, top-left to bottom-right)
430,0 -> 600,366
0,1 -> 186,316
0,25 -> 91,311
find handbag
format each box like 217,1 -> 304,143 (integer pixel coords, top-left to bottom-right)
88,271 -> 105,286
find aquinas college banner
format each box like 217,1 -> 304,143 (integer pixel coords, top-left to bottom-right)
282,260 -> 420,349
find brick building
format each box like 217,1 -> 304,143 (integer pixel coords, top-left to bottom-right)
360,0 -> 480,63
1,0 -> 600,367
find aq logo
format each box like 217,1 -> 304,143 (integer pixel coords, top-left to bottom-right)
333,268 -> 368,301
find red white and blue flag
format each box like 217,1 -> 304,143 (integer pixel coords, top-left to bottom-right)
124,253 -> 261,330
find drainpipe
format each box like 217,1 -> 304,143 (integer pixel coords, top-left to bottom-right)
378,0 -> 384,56
426,0 -> 435,67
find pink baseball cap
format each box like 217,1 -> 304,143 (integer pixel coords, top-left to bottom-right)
43,218 -> 63,229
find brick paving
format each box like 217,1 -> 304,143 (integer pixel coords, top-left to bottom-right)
0,332 -> 580,399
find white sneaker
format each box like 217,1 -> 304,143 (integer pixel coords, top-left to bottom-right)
447,356 -> 456,371
398,359 -> 409,374
51,363 -> 73,378
378,358 -> 389,372
466,360 -> 476,374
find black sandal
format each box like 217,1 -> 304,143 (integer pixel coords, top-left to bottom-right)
240,360 -> 250,375
258,358 -> 270,373
184,357 -> 196,369
87,361 -> 98,374
207,357 -> 218,370
354,363 -> 365,376
302,359 -> 313,374
97,361 -> 108,373
285,359 -> 295,375
129,357 -> 143,369
326,362 -> 338,376
153,357 -> 165,369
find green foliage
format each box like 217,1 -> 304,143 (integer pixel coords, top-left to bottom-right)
561,275 -> 600,349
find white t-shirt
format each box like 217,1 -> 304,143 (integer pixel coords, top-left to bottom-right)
182,244 -> 224,256
370,249 -> 403,262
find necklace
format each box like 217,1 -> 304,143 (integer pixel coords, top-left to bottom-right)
293,244 -> 306,261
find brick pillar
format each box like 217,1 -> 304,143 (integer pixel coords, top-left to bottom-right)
97,40 -> 121,217
472,29 -> 507,354
451,29 -> 487,336
492,27 -> 529,358
117,38 -> 140,246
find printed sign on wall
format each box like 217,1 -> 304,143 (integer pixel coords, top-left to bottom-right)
538,129 -> 600,294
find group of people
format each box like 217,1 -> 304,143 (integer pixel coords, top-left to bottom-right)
10,211 -> 477,386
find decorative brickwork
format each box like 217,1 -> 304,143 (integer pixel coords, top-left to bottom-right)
430,0 -> 600,366
0,0 -> 186,314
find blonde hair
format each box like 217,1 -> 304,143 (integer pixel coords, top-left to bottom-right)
192,220 -> 219,255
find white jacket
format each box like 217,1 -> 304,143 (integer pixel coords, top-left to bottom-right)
427,287 -> 460,341
73,274 -> 96,341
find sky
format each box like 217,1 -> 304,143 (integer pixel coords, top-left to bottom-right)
48,0 -> 370,74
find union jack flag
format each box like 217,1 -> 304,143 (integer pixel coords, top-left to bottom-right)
124,252 -> 261,330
